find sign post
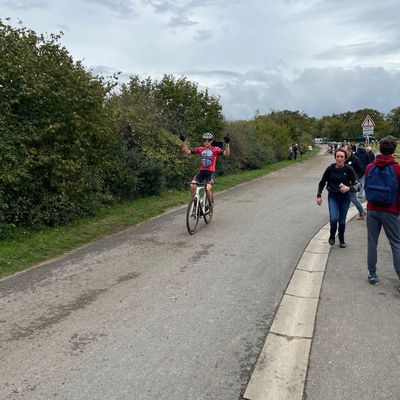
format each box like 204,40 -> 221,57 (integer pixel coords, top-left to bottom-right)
361,115 -> 375,145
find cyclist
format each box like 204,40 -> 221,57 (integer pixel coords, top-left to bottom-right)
180,132 -> 230,211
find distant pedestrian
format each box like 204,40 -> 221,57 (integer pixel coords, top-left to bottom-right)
317,148 -> 360,248
364,135 -> 400,287
288,145 -> 293,160
356,143 -> 370,197
293,144 -> 298,160
356,142 -> 370,167
342,144 -> 365,220
366,146 -> 375,162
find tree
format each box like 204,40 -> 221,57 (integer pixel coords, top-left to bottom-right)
251,114 -> 291,162
106,74 -> 225,190
320,116 -> 345,140
153,74 -> 224,142
387,107 -> 400,137
267,110 -> 317,144
318,109 -> 392,141
0,19 -> 115,229
220,120 -> 265,172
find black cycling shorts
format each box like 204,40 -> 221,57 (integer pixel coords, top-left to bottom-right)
194,170 -> 215,184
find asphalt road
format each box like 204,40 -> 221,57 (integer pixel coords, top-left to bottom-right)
1,151 -> 330,400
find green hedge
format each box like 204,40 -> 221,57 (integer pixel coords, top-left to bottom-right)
0,20 -> 317,239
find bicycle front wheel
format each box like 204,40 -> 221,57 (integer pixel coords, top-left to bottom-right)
186,198 -> 199,234
203,196 -> 213,224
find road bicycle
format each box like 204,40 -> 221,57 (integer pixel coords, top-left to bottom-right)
185,182 -> 213,234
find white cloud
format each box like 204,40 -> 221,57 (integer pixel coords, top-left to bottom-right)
0,0 -> 47,9
1,0 -> 400,119
83,0 -> 136,17
193,29 -> 212,41
205,66 -> 400,119
316,41 -> 400,60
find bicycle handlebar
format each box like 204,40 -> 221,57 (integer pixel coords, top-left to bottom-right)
185,181 -> 216,188
185,182 -> 205,186
185,182 -> 215,189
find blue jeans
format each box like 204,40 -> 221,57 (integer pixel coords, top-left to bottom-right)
367,210 -> 400,278
357,175 -> 365,198
350,192 -> 364,214
328,193 -> 351,242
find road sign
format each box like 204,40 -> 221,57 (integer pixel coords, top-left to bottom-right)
362,115 -> 375,138
361,115 -> 375,128
363,126 -> 374,137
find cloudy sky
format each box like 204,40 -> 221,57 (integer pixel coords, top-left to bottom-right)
1,0 -> 400,120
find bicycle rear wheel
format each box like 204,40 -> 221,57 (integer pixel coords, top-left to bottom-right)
186,198 -> 199,234
203,196 -> 213,224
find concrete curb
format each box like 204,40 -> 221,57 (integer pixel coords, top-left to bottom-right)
243,205 -> 362,400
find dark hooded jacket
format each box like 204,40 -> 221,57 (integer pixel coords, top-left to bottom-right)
345,153 -> 364,178
355,146 -> 370,170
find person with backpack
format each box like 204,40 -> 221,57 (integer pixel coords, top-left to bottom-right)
364,135 -> 400,287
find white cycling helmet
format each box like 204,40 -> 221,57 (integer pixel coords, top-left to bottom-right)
202,132 -> 213,140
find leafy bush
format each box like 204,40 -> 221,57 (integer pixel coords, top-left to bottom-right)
0,20 -> 326,240
137,159 -> 167,196
0,20 -> 116,227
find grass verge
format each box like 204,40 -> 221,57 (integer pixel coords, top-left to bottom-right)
0,149 -> 319,278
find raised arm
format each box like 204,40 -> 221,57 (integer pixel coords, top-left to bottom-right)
180,133 -> 192,156
223,136 -> 230,156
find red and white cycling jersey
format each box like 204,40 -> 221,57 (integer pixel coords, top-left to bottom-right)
192,146 -> 223,171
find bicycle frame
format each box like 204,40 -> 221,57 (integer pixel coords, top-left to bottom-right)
193,184 -> 207,215
185,182 -> 213,234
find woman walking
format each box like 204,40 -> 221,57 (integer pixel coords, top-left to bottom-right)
317,148 -> 360,248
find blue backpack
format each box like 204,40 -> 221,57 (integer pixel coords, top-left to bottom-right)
365,163 -> 398,205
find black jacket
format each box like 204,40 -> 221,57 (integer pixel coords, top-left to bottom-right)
317,164 -> 358,197
355,147 -> 370,170
346,154 -> 364,178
